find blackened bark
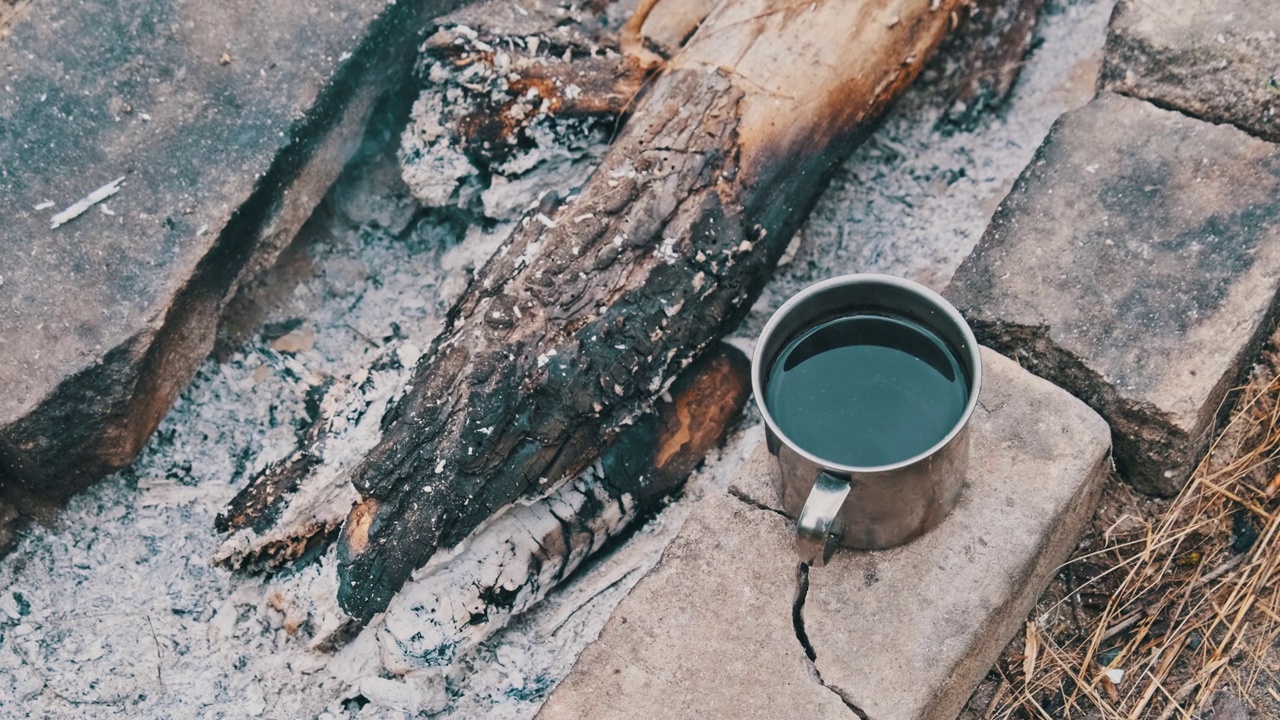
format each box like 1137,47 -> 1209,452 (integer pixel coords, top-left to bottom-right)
219,0 -> 966,623
377,343 -> 751,672
333,0 -> 966,622
337,67 -> 752,620
938,0 -> 1047,131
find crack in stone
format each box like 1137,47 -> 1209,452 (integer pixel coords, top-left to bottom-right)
725,491 -> 880,719
726,487 -> 789,520
793,563 -> 871,720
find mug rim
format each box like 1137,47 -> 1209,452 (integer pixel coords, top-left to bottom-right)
751,273 -> 983,475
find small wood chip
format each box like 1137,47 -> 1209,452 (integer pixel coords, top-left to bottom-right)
49,176 -> 125,229
1022,621 -> 1039,682
1264,471 -> 1280,499
268,326 -> 315,354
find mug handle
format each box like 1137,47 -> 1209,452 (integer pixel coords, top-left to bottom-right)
795,472 -> 851,567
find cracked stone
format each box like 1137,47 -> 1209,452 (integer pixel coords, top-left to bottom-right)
0,0 -> 459,503
1100,0 -> 1279,143
792,563 -> 868,718
535,492 -> 854,720
796,348 -> 1109,720
538,348 -> 1110,720
946,92 -> 1280,496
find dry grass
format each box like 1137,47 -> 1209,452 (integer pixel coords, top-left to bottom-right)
980,343 -> 1280,719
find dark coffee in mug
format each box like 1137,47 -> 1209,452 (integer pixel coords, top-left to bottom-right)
763,313 -> 969,467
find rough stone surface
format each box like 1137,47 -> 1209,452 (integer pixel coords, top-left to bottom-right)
1100,0 -> 1279,143
538,348 -> 1111,720
946,92 -> 1280,496
536,491 -> 852,720
0,0 -> 461,500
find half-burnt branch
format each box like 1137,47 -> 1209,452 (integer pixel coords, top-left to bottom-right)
222,0 -> 966,624
334,0 -> 965,622
378,343 -> 750,672
235,343 -> 750,659
215,344 -> 422,572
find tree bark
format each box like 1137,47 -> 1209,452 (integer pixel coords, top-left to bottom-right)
377,343 -> 749,673
225,0 -> 966,624
226,343 -> 750,659
938,0 -> 1047,131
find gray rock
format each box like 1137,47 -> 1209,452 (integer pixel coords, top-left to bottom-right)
1101,0 -> 1279,143
538,348 -> 1111,720
946,93 -> 1280,496
536,490 -> 853,720
1210,690 -> 1251,720
0,0 -> 461,501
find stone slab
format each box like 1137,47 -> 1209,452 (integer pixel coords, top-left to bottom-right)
1100,0 -> 1279,144
537,491 -> 853,720
946,92 -> 1280,496
538,348 -> 1111,720
0,0 -> 463,499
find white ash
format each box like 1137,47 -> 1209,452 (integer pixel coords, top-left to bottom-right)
0,1 -> 1113,718
398,92 -> 478,208
376,468 -> 632,676
211,342 -> 421,572
399,16 -> 613,222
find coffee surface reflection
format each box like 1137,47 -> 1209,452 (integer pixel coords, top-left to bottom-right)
763,314 -> 968,467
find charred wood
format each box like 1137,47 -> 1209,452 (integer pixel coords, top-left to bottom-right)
224,0 -> 966,624
228,343 -> 748,661
937,0 -> 1047,131
377,343 -> 749,672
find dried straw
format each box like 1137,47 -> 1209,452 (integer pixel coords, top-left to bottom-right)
987,340 -> 1280,719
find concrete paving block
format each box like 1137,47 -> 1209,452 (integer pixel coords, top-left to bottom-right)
946,93 -> 1280,496
0,0 -> 461,500
1101,0 -> 1279,143
537,491 -> 853,720
538,348 -> 1111,720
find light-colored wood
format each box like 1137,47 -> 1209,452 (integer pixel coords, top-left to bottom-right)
676,0 -> 963,187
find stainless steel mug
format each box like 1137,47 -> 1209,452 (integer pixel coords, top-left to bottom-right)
751,274 -> 982,566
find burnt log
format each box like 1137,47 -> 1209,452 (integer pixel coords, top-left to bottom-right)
938,0 -> 1047,131
217,1 -> 659,575
229,344 -> 750,658
226,0 -> 966,624
376,343 -> 750,671
339,0 -> 966,623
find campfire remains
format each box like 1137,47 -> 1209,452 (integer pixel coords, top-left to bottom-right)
217,0 -> 974,626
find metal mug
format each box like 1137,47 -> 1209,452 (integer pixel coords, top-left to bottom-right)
751,274 -> 983,566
